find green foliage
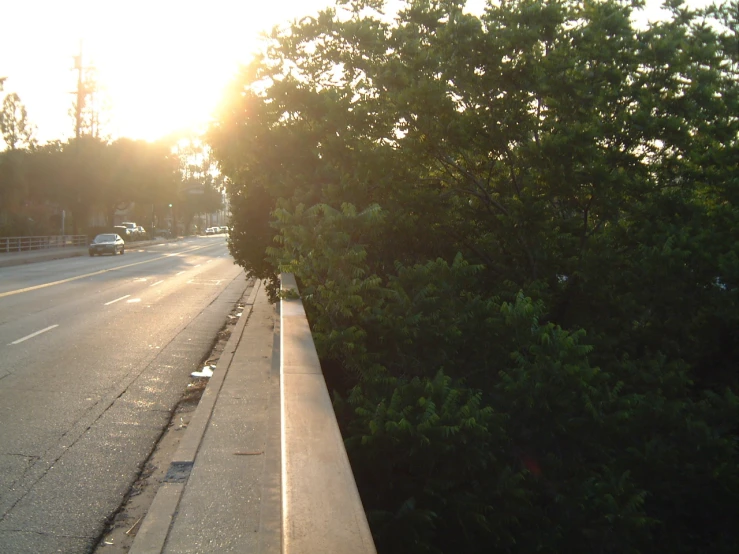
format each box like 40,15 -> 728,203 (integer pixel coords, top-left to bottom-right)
0,136 -> 182,235
0,92 -> 35,150
211,0 -> 739,552
343,370 -> 505,554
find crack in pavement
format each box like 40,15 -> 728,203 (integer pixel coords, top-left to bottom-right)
1,454 -> 38,459
1,528 -> 90,539
0,272 -> 243,525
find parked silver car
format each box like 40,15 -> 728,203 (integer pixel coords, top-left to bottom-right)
89,234 -> 125,256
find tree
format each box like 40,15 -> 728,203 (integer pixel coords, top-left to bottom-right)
176,181 -> 222,232
0,93 -> 37,233
0,93 -> 35,150
212,1 -> 739,552
170,134 -> 225,233
104,138 -> 180,226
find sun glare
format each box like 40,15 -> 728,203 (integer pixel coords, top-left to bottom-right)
1,0 -> 718,144
76,1 -> 272,142
1,0 -> 334,143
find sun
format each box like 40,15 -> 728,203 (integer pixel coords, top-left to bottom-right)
79,1 -> 270,142
2,0 -> 335,144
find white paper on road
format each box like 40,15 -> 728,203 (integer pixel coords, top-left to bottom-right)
191,365 -> 215,378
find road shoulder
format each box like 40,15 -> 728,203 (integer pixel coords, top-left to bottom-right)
129,281 -> 281,554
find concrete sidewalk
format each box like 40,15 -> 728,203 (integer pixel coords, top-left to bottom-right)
130,280 -> 281,554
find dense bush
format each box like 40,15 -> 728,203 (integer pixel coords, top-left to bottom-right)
210,0 -> 739,552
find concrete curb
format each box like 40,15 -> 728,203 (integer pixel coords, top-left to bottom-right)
280,274 -> 377,554
257,301 -> 283,554
170,279 -> 261,465
129,278 -> 261,554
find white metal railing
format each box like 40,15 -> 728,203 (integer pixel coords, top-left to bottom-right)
0,235 -> 88,253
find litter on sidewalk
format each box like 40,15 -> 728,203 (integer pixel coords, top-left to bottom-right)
191,365 -> 215,378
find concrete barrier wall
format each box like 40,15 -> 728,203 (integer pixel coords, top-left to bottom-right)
280,273 -> 377,554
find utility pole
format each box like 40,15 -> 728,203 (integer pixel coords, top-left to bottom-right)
71,42 -> 98,138
73,42 -> 84,139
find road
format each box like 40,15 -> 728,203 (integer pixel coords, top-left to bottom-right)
0,236 -> 248,553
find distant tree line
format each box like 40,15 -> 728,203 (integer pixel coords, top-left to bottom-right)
0,93 -> 223,236
211,0 -> 739,553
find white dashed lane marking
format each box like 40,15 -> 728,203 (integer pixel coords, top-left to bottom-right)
9,325 -> 59,345
187,279 -> 223,286
104,295 -> 130,306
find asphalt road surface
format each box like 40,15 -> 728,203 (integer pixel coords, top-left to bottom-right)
0,236 -> 248,553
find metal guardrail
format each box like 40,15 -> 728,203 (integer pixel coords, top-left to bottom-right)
0,235 -> 87,253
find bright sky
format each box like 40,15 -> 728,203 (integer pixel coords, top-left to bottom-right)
0,0 -> 714,144
1,0 -> 337,143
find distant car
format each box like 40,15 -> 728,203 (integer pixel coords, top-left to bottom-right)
121,222 -> 141,240
219,226 -> 228,233
205,227 -> 217,235
89,234 -> 125,256
136,226 -> 148,239
113,225 -> 133,240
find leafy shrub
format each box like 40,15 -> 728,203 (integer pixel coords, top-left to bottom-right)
211,0 -> 739,551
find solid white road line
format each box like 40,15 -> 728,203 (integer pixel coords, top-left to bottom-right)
104,295 -> 131,306
150,280 -> 164,287
9,324 -> 59,345
176,271 -> 186,275
0,243 -> 215,299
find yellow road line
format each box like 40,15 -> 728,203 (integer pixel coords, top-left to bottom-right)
0,244 -> 214,299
